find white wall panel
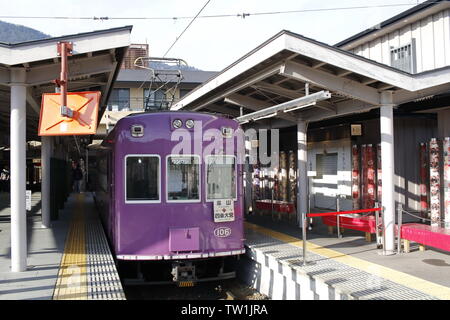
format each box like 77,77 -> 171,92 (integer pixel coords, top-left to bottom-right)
342,9 -> 450,73
433,12 -> 446,69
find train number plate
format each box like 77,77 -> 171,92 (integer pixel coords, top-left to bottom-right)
213,199 -> 235,223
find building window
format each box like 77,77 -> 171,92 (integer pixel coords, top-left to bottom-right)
390,40 -> 416,73
108,88 -> 130,111
316,153 -> 338,180
144,88 -> 168,111
167,155 -> 200,202
206,155 -> 236,201
125,155 -> 160,202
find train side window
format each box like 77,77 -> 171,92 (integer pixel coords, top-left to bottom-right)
167,155 -> 200,202
125,155 -> 160,203
206,155 -> 236,201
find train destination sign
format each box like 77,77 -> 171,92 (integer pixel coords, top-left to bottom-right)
213,199 -> 235,223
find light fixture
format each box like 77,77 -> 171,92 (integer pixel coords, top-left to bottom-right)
186,119 -> 194,129
131,124 -> 144,137
253,112 -> 277,121
283,102 -> 316,113
172,119 -> 182,129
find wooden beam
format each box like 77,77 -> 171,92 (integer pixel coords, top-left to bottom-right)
336,70 -> 353,77
282,61 -> 380,105
252,82 -> 300,99
26,53 -> 115,86
361,78 -> 378,85
190,63 -> 285,112
312,61 -> 327,69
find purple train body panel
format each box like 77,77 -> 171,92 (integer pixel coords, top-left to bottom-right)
95,111 -> 245,268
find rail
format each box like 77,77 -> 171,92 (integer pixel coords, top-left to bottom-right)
301,203 -> 384,266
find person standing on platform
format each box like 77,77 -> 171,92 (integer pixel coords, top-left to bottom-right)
72,162 -> 83,193
79,157 -> 86,192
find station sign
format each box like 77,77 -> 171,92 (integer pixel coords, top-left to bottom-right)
213,199 -> 235,223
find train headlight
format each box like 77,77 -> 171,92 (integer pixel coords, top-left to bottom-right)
185,119 -> 194,129
172,119 -> 183,129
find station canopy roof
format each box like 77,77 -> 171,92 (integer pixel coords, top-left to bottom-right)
171,30 -> 450,128
0,25 -> 132,145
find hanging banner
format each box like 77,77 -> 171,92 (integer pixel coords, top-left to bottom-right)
366,144 -> 376,209
419,143 -> 429,218
377,143 -> 382,206
444,138 -> 450,229
429,138 -> 441,227
280,151 -> 288,202
288,151 -> 297,204
351,145 -> 360,210
361,145 -> 368,209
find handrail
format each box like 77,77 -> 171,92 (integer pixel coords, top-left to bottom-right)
307,207 -> 382,218
302,205 -> 383,265
396,204 -> 448,254
400,208 -> 447,227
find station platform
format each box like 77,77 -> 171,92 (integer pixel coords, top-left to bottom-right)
241,215 -> 450,300
0,191 -> 125,300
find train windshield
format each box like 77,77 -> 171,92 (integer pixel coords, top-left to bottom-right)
206,155 -> 236,200
167,155 -> 200,202
125,156 -> 160,202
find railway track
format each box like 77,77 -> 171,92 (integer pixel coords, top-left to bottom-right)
123,279 -> 268,300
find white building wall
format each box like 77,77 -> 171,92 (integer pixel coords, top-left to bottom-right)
350,9 -> 450,73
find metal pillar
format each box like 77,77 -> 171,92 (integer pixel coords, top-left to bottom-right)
41,136 -> 51,228
10,68 -> 27,272
297,119 -> 308,227
380,91 -> 396,255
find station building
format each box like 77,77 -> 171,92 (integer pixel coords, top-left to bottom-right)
172,0 -> 450,254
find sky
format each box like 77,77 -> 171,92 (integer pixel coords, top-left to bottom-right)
1,0 -> 428,71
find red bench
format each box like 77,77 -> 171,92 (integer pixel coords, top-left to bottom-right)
400,223 -> 450,253
255,200 -> 296,221
321,214 -> 377,242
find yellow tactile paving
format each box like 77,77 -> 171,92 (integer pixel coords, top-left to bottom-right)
53,194 -> 88,300
245,222 -> 450,300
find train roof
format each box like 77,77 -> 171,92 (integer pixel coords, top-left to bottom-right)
102,110 -> 238,147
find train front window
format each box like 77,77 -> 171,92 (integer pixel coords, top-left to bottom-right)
125,156 -> 160,202
167,155 -> 200,202
206,155 -> 236,200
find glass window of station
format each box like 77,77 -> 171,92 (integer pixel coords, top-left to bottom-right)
206,155 -> 236,200
125,156 -> 160,202
167,155 -> 200,202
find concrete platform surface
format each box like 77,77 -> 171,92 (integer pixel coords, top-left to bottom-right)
0,191 -> 69,300
0,191 -> 125,300
243,214 -> 450,300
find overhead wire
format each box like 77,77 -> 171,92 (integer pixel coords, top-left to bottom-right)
163,0 -> 212,58
0,2 -> 432,21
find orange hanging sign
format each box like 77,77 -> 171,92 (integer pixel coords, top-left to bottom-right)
38,91 -> 101,136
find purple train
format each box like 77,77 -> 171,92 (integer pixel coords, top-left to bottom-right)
94,111 -> 245,284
